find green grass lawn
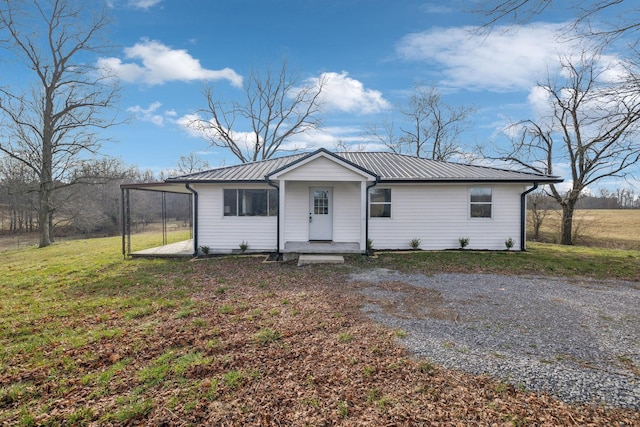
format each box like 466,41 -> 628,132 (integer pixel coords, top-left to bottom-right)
1,236 -> 638,425
356,243 -> 640,281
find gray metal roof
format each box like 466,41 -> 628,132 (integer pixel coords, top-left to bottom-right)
167,154 -> 307,182
166,149 -> 562,183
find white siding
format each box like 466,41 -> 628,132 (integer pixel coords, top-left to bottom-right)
192,183 -> 277,253
369,183 -> 526,251
191,181 -> 526,253
283,182 -> 309,242
282,181 -> 362,243
277,156 -> 369,181
332,182 -> 361,242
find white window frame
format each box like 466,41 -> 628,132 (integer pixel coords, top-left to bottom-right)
223,188 -> 278,217
469,187 -> 493,219
369,188 -> 391,218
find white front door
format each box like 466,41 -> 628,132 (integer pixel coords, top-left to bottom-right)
309,187 -> 333,241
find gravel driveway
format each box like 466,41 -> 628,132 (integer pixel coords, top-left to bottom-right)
349,269 -> 640,410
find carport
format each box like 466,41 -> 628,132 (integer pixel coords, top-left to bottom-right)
120,182 -> 195,257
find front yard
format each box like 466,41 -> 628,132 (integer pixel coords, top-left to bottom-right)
1,237 -> 639,425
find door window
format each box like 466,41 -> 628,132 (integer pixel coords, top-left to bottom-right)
313,190 -> 329,215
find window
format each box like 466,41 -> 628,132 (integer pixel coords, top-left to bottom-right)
223,189 -> 278,216
313,190 -> 329,215
369,188 -> 391,218
470,187 -> 492,218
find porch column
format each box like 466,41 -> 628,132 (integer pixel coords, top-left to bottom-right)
360,181 -> 367,251
279,180 -> 286,252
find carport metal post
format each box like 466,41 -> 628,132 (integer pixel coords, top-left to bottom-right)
121,187 -> 132,258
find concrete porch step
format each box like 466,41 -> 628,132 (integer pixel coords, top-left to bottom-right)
297,254 -> 345,266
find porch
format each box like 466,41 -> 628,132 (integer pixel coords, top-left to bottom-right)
283,241 -> 362,261
130,239 -> 194,258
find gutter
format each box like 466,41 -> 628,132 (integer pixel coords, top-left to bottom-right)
185,183 -> 199,256
265,177 -> 280,258
520,183 -> 539,251
365,177 -> 380,256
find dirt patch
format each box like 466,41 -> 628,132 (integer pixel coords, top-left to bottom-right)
356,280 -> 458,321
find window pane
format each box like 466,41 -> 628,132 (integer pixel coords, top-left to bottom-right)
223,189 -> 237,216
314,190 -> 329,215
370,204 -> 391,218
268,189 -> 278,216
239,189 -> 268,216
470,204 -> 492,218
470,187 -> 492,203
370,188 -> 391,203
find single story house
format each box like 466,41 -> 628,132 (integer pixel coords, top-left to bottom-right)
122,148 -> 561,258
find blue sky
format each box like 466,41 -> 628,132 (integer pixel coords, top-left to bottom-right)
98,0 -> 580,171
9,0 -> 637,190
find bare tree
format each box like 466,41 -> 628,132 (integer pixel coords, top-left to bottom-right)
175,152 -> 210,175
0,0 -> 119,247
159,152 -> 212,179
492,49 -> 640,244
527,189 -> 552,241
366,119 -> 402,153
477,0 -> 639,46
189,60 -> 325,163
477,0 -> 554,27
369,85 -> 475,160
0,156 -> 39,233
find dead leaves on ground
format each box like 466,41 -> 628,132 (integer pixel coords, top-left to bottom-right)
1,257 -> 638,426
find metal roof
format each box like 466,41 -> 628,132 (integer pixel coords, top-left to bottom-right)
165,149 -> 562,184
166,154 -> 307,182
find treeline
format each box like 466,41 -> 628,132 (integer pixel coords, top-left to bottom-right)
527,188 -> 640,210
0,157 -> 190,238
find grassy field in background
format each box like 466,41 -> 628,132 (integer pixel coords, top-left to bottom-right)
530,208 -> 640,250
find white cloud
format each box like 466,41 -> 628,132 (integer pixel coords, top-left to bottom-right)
127,102 -> 176,126
128,0 -> 162,10
306,71 -> 390,114
527,85 -> 553,119
396,22 -> 575,92
98,39 -> 242,87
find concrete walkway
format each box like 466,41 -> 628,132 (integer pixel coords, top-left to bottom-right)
131,239 -> 194,258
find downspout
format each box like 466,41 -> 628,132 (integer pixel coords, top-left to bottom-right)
185,183 -> 199,257
520,182 -> 539,251
266,177 -> 280,258
121,187 -> 126,258
365,178 -> 380,256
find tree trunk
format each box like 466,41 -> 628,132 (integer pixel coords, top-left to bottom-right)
38,183 -> 52,248
559,202 -> 575,245
49,209 -> 55,243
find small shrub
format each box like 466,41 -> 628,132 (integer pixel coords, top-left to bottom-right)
239,240 -> 249,253
199,245 -> 209,255
458,237 -> 469,249
409,238 -> 421,250
505,237 -> 515,250
366,238 -> 374,252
